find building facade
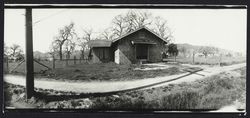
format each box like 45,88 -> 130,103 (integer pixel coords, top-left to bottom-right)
89,27 -> 168,64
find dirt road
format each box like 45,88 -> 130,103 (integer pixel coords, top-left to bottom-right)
4,63 -> 246,93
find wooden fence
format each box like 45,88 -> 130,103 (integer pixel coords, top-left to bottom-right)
3,56 -> 91,74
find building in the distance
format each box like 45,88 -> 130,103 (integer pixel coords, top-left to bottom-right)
88,27 -> 168,64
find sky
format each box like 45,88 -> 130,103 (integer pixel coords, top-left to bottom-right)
4,8 -> 247,54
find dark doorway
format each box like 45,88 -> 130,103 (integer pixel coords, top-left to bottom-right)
136,44 -> 148,59
94,47 -> 110,62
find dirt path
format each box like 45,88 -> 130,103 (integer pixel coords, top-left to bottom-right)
4,63 -> 246,93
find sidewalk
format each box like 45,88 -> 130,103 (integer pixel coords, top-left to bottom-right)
4,63 -> 246,93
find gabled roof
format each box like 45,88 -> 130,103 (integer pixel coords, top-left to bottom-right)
88,40 -> 112,48
112,26 -> 168,43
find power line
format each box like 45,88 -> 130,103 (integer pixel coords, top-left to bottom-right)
33,9 -> 70,26
20,9 -> 70,27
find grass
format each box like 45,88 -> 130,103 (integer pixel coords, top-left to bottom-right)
4,61 -> 186,82
4,67 -> 246,110
166,56 -> 246,66
44,63 -> 186,81
90,67 -> 246,110
4,60 -> 87,74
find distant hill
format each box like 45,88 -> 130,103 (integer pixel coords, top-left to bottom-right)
176,43 -> 244,57
33,51 -> 50,60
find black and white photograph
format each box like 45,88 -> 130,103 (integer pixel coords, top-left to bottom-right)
3,5 -> 247,112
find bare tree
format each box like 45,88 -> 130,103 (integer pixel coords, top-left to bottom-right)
9,44 -> 23,60
82,28 -> 93,42
198,46 -> 213,58
77,37 -> 88,59
79,28 -> 94,59
64,40 -> 76,59
153,16 -> 172,42
127,10 -> 152,29
124,10 -> 152,32
100,28 -> 115,40
111,10 -> 152,38
111,15 -> 127,37
53,22 -> 76,60
210,47 -> 219,56
49,42 -> 59,59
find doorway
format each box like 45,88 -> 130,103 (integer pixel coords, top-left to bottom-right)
136,44 -> 148,59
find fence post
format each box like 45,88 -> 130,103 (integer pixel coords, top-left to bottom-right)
52,56 -> 55,69
74,56 -> 76,65
219,54 -> 222,66
65,55 -> 68,66
192,52 -> 195,64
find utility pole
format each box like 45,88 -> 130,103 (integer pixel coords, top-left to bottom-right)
25,8 -> 34,99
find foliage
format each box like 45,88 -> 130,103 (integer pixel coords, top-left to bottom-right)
167,43 -> 178,56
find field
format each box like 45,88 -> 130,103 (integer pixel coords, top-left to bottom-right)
4,67 -> 246,110
4,59 -> 88,74
5,56 -> 246,74
4,55 -> 246,82
166,56 -> 246,66
5,61 -> 189,82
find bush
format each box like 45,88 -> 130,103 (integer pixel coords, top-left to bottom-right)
161,89 -> 200,109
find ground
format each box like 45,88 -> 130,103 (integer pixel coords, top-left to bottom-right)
5,56 -> 246,82
4,67 -> 246,110
165,56 -> 246,66
7,62 -> 191,82
3,56 -> 246,110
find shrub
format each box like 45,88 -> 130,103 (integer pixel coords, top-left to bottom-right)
161,89 -> 200,109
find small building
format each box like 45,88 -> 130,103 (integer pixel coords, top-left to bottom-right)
88,40 -> 112,63
88,27 -> 168,64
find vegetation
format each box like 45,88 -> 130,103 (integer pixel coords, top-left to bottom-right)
91,67 -> 246,110
52,22 -> 77,60
4,43 -> 24,61
167,43 -> 179,62
47,10 -> 173,61
166,56 -> 246,66
177,43 -> 244,58
6,62 -> 186,82
4,67 -> 246,110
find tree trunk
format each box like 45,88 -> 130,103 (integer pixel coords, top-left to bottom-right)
67,52 -> 70,59
52,56 -> 55,69
59,46 -> 63,60
81,50 -> 84,60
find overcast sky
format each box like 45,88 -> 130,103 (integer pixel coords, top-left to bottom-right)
4,8 -> 247,53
